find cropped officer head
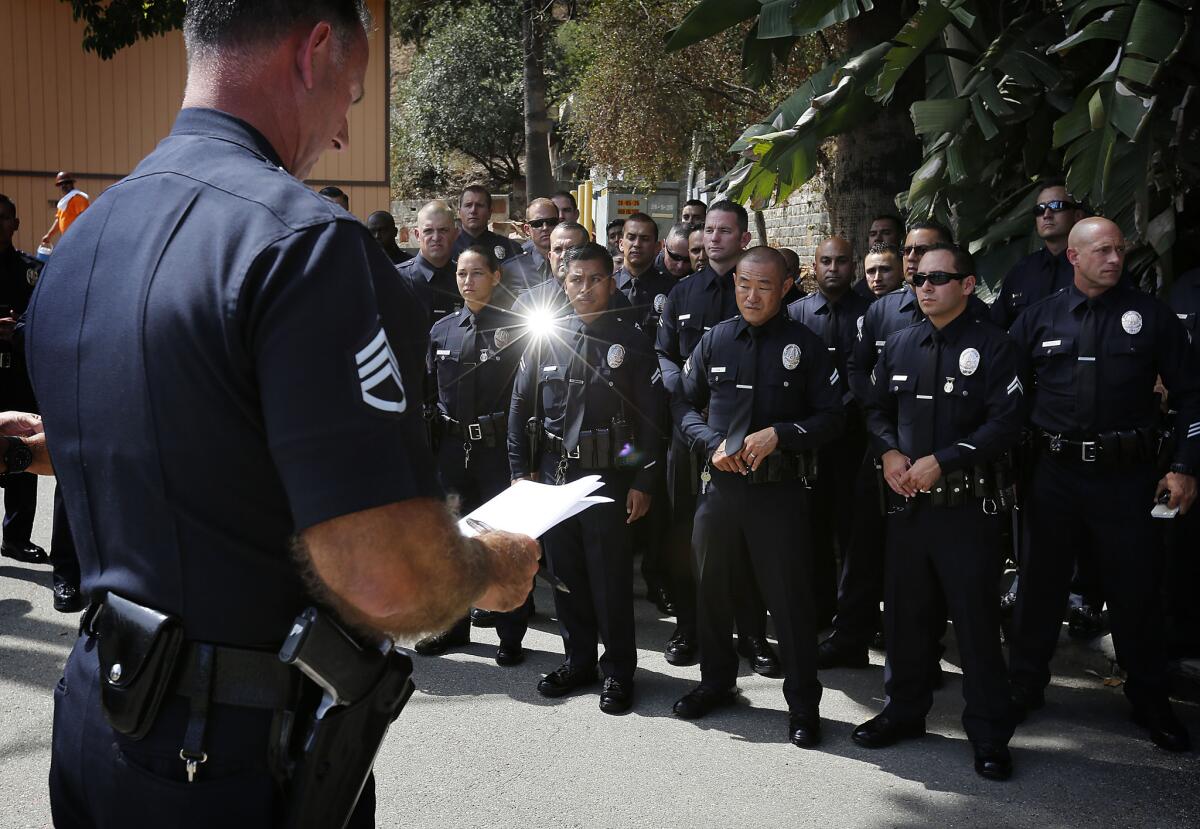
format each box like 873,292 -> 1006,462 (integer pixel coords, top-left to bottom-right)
182,0 -> 371,180
663,222 -> 694,279
366,210 -> 397,246
902,221 -> 952,284
459,185 -> 493,236
552,191 -> 580,225
814,237 -> 854,298
779,247 -> 801,283
867,214 -> 903,248
681,199 -> 707,227
734,246 -> 793,327
915,243 -> 976,324
1067,217 -> 1125,295
549,221 -> 589,282
621,213 -> 660,274
605,219 -> 625,253
524,198 -> 560,256
688,225 -> 706,272
562,242 -> 615,320
864,242 -> 903,297
704,201 -> 752,271
455,244 -> 503,311
415,200 -> 458,266
318,185 -> 349,210
0,194 -> 19,251
1033,179 -> 1085,250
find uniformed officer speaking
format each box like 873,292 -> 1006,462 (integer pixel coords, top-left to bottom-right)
1006,217 -> 1200,753
509,242 -> 663,714
854,243 -> 1022,781
26,3 -> 539,825
672,246 -> 844,747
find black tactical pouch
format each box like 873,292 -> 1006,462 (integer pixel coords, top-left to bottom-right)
91,593 -> 184,739
594,428 -> 612,468
477,413 -> 498,448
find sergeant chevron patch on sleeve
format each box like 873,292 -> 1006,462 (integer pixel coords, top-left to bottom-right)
355,328 -> 407,413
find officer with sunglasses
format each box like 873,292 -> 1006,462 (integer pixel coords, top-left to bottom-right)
853,243 -> 1023,780
500,198 -> 560,303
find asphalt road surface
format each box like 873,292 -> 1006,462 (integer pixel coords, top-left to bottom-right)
2,477 -> 1198,827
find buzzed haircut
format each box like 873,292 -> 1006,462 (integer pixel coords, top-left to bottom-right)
460,184 -> 491,205
418,200 -> 455,223
1034,176 -> 1067,193
184,0 -> 370,58
867,241 -> 901,259
908,219 -> 953,244
871,213 -> 903,233
683,199 -> 706,211
707,200 -> 749,233
319,185 -> 347,200
0,194 -> 15,215
552,190 -> 578,209
737,245 -> 788,281
922,242 -> 975,275
367,209 -> 395,225
667,221 -> 693,241
606,218 -> 626,234
562,242 -> 614,276
623,212 -> 659,240
778,247 -> 801,274
526,197 -> 557,216
555,221 -> 589,242
459,243 -> 501,272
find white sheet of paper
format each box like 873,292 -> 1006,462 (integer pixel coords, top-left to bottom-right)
458,476 -> 613,539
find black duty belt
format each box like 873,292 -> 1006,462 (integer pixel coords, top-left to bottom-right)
743,451 -> 817,486
1037,427 -> 1158,465
880,456 -> 1017,514
441,411 -> 506,443
543,422 -> 636,472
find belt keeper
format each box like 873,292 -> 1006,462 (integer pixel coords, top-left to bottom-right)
180,644 -> 214,783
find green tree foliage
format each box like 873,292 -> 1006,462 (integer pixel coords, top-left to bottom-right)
61,0 -> 185,59
668,0 -> 1200,283
391,2 -> 528,195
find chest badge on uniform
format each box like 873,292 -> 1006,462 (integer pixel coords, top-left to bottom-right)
653,294 -> 667,314
857,316 -> 865,335
1121,310 -> 1143,335
26,268 -> 40,287
782,343 -> 801,370
494,245 -> 507,261
493,327 -> 511,350
479,348 -> 492,362
607,343 -> 626,369
944,377 -> 956,393
958,347 -> 981,376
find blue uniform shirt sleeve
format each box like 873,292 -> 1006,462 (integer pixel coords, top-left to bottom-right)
673,334 -> 723,457
773,338 -> 845,453
931,334 -> 1025,473
656,287 -> 685,395
508,346 -> 537,479
865,345 -> 902,458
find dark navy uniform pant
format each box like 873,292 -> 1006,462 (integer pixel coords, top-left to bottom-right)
1010,454 -> 1168,705
540,458 -> 636,682
809,420 -> 869,628
2,471 -> 37,545
667,435 -> 767,641
1164,503 -> 1200,655
634,446 -> 671,595
50,635 -> 374,828
50,484 -> 81,590
830,450 -> 885,648
882,500 -> 1013,744
693,472 -> 821,714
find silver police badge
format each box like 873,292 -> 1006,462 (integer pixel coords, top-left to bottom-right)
958,347 -> 981,376
782,343 -> 801,370
1121,310 -> 1143,335
494,245 -> 507,261
26,268 -> 39,287
857,316 -> 865,334
653,293 -> 667,314
493,327 -> 511,350
479,349 -> 491,362
607,343 -> 626,369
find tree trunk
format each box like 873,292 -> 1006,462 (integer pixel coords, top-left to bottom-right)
522,0 -> 554,202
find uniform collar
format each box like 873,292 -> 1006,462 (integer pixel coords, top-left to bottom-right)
809,289 -> 855,314
414,253 -> 453,280
734,308 -> 788,340
171,108 -> 287,170
897,285 -> 920,312
698,263 -> 734,292
615,265 -> 655,289
1065,282 -> 1123,313
917,308 -> 972,345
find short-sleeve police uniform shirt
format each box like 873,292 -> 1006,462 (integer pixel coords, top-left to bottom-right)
26,108 -> 439,648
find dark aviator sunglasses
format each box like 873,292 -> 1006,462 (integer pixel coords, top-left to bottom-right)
912,270 -> 969,287
1032,200 -> 1080,216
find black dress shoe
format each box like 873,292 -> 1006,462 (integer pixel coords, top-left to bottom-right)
1,541 -> 48,565
664,630 -> 697,666
413,622 -> 470,656
816,636 -> 869,669
1010,684 -> 1045,724
973,742 -> 1013,780
52,583 -> 83,613
655,588 -> 676,616
469,607 -> 498,628
599,677 -> 634,714
537,664 -> 598,698
851,714 -> 926,749
738,636 -> 780,677
1131,703 -> 1192,752
788,712 -> 822,748
1068,604 -> 1105,639
673,685 -> 738,720
495,644 -> 525,667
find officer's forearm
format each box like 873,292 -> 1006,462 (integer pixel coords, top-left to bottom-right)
296,498 -> 492,638
773,409 -> 844,452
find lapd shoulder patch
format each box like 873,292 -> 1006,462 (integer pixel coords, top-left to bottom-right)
607,343 -> 626,369
355,328 -> 407,413
782,343 -> 801,370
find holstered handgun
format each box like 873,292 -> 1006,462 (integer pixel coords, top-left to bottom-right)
278,608 -> 415,829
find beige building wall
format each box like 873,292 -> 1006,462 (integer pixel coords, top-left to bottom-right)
0,0 -> 391,253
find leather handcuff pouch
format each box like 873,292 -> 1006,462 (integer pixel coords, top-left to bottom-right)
91,592 -> 184,739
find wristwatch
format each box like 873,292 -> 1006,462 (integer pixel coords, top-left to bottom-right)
1169,462 -> 1195,477
1,435 -> 32,476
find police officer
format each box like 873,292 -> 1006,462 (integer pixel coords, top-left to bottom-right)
858,215 -> 904,299
853,243 -> 1022,781
655,200 -> 775,672
680,199 -> 706,227
417,245 -> 532,663
27,4 -> 539,824
0,193 -> 46,567
778,247 -> 806,305
661,222 -> 697,281
863,242 -> 904,298
989,180 -> 1084,330
1007,217 -> 1199,753
688,224 -> 707,273
398,200 -> 461,328
671,246 -> 843,746
367,209 -> 412,265
605,218 -> 625,255
452,184 -> 522,263
787,237 -> 871,632
509,242 -> 662,714
501,198 -> 559,301
512,222 -> 631,325
551,190 -> 580,226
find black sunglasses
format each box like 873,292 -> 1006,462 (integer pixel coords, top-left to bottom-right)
664,249 -> 689,262
1032,200 -> 1080,216
528,217 -> 560,229
913,270 -> 969,287
901,244 -> 930,257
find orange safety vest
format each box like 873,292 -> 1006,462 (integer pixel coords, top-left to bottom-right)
56,189 -> 90,235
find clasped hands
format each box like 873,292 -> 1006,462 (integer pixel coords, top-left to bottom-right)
712,427 -> 779,475
881,449 -> 941,498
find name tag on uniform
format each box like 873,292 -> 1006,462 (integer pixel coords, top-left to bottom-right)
543,365 -> 558,372
892,374 -> 908,381
712,366 -> 726,373
436,349 -> 451,356
875,340 -> 886,347
736,384 -> 754,390
678,313 -> 692,321
1041,339 -> 1061,348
